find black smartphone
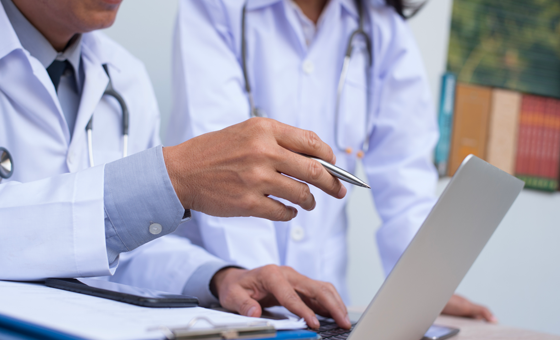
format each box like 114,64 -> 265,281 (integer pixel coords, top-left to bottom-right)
45,278 -> 198,308
422,325 -> 460,340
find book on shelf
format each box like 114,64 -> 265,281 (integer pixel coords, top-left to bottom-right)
486,89 -> 522,175
442,0 -> 560,192
447,83 -> 492,177
515,95 -> 560,191
434,73 -> 457,177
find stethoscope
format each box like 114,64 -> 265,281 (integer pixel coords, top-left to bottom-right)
86,64 -> 129,167
0,63 -> 129,183
241,0 -> 373,158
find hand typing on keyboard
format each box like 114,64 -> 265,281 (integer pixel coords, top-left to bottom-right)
210,265 -> 352,329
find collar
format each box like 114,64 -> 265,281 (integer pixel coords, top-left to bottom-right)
0,0 -> 22,60
339,0 -> 359,18
1,0 -> 83,88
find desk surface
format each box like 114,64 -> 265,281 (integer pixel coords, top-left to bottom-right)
434,315 -> 560,340
347,307 -> 559,340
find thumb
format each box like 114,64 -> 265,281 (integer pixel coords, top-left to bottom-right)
222,285 -> 263,318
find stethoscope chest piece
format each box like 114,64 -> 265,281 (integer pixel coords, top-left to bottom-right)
0,147 -> 13,180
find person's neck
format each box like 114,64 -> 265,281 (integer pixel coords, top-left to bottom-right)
12,0 -> 74,51
293,0 -> 329,24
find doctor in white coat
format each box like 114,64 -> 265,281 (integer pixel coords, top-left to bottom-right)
168,0 -> 496,322
0,0 -> 353,329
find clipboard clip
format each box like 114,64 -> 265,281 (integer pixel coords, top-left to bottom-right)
149,316 -> 277,340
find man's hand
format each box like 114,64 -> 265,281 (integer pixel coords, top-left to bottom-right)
442,294 -> 498,323
163,118 -> 347,221
210,265 -> 352,330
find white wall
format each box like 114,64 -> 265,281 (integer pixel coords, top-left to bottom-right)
103,0 -> 179,136
104,0 -> 560,335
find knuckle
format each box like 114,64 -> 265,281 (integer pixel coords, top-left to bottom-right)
308,160 -> 323,181
272,205 -> 290,221
297,185 -> 311,205
261,265 -> 281,279
319,282 -> 334,296
253,117 -> 273,131
239,195 -> 259,213
282,291 -> 301,305
305,130 -> 321,151
280,265 -> 296,274
248,168 -> 269,187
250,143 -> 277,164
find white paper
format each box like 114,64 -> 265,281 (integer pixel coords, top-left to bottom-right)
0,281 -> 305,340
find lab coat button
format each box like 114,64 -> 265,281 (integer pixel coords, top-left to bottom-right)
302,60 -> 314,75
149,223 -> 163,235
291,226 -> 305,241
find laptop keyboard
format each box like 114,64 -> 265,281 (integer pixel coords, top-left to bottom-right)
313,320 -> 356,340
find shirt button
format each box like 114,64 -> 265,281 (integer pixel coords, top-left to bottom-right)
302,60 -> 314,75
291,225 -> 305,242
149,223 -> 163,235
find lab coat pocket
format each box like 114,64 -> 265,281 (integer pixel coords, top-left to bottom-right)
336,40 -> 369,153
337,76 -> 368,153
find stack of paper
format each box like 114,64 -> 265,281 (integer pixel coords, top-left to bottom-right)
0,281 -> 305,340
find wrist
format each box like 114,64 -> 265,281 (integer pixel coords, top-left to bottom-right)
163,145 -> 193,210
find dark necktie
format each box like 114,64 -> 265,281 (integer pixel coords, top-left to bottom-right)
46,60 -> 70,92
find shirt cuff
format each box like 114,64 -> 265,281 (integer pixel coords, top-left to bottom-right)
103,146 -> 188,263
182,261 -> 235,307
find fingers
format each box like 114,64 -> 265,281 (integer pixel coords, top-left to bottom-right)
266,173 -> 316,211
442,295 -> 498,324
220,283 -> 263,318
471,304 -> 498,323
259,266 -> 320,329
273,122 -> 336,165
248,196 -> 298,221
275,149 -> 346,199
284,268 -> 351,329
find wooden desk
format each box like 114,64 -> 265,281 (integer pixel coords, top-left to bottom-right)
347,307 -> 560,339
435,315 -> 560,340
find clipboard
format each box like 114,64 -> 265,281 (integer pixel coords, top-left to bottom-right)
149,317 -> 276,339
0,281 -> 309,340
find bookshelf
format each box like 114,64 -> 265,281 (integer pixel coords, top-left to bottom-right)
435,0 -> 560,192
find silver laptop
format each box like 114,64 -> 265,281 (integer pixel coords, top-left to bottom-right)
335,155 -> 523,340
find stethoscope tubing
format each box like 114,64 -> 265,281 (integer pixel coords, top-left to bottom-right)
86,64 -> 129,167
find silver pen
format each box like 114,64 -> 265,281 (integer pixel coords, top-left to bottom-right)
300,154 -> 371,189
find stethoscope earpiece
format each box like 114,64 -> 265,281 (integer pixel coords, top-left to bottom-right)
0,147 -> 13,180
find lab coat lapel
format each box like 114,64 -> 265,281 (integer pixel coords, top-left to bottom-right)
69,42 -> 109,168
0,3 -> 68,142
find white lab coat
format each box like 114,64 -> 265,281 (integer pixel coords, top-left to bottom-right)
167,0 -> 439,302
0,4 -> 219,287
